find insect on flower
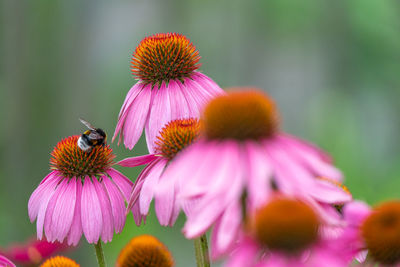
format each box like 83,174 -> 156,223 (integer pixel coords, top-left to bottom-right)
77,118 -> 107,152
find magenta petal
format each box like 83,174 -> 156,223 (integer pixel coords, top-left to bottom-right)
44,178 -> 69,242
224,237 -> 259,267
93,178 -> 114,243
0,255 -> 16,267
167,80 -> 191,119
145,82 -> 171,153
28,171 -> 59,222
102,176 -> 125,234
191,72 -> 225,97
67,179 -> 83,246
50,178 -> 77,242
120,84 -> 152,149
113,83 -> 145,143
81,178 -> 103,244
309,179 -> 352,204
343,201 -> 371,227
126,162 -> 154,212
117,154 -> 158,167
211,202 -> 241,259
139,159 -> 167,215
107,168 -> 133,201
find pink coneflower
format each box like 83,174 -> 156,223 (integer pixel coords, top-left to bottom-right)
118,118 -> 201,226
0,238 -> 69,266
28,135 -> 132,245
113,33 -> 224,152
156,89 -> 352,258
0,255 -> 15,267
225,197 -> 348,267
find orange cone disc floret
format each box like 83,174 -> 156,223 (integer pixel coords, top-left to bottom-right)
253,198 -> 320,253
50,135 -> 115,178
131,33 -> 201,85
40,256 -> 80,267
203,90 -> 279,141
117,235 -> 174,267
154,118 -> 201,160
362,201 -> 400,265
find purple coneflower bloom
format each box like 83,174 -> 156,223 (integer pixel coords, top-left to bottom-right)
28,136 -> 132,245
225,197 -> 348,267
113,33 -> 224,152
0,255 -> 15,267
118,118 -> 201,226
156,89 -> 352,258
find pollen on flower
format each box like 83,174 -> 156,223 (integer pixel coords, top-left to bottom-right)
50,135 -> 115,178
131,33 -> 201,85
116,235 -> 174,267
40,256 -> 80,267
361,201 -> 400,265
253,198 -> 320,253
204,90 -> 279,141
154,118 -> 201,160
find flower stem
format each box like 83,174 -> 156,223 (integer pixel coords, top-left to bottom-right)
194,234 -> 210,267
94,242 -> 106,267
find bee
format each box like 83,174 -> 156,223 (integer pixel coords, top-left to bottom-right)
77,118 -> 107,152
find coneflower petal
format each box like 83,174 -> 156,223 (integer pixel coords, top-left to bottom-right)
102,176 -> 125,234
67,179 -> 83,246
81,178 -> 102,244
93,178 -> 114,243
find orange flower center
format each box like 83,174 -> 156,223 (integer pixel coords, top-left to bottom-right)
362,201 -> 400,265
154,118 -> 201,160
203,90 -> 279,141
50,135 -> 115,178
116,235 -> 174,267
131,33 -> 200,85
40,256 -> 80,267
253,198 -> 319,253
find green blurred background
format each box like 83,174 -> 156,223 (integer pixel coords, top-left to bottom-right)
1,0 -> 400,266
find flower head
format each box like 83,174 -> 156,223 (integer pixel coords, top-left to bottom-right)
113,32 -> 224,152
28,135 -> 133,245
117,235 -> 174,267
131,33 -> 200,85
119,118 -> 201,226
155,89 -> 349,258
362,201 -> 400,265
40,256 -> 79,267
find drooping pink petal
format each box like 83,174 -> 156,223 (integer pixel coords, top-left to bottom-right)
44,178 -> 69,242
308,178 -> 352,204
117,154 -> 158,167
224,237 -> 259,267
145,82 -> 171,153
67,179 -> 83,246
102,176 -> 126,234
177,79 -> 202,118
167,79 -> 191,120
343,201 -> 371,227
81,178 -> 103,244
277,134 -> 342,181
28,171 -> 60,222
49,178 -> 77,242
211,201 -> 241,259
139,159 -> 167,215
113,83 -> 145,143
120,84 -> 152,149
191,72 -> 225,97
106,168 -> 133,201
0,255 -> 16,267
126,162 -> 155,212
92,178 -> 114,243
244,141 -> 273,211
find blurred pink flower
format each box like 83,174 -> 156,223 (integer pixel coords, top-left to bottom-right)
118,118 -> 201,226
112,33 -> 224,152
0,238 -> 69,266
155,90 -> 351,258
0,255 -> 15,267
225,198 -> 348,267
28,136 -> 132,245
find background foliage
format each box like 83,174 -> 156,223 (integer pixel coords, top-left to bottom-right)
1,0 -> 400,266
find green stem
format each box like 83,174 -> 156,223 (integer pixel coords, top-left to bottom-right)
94,241 -> 106,267
194,234 -> 210,267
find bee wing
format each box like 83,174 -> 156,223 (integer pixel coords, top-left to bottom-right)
79,118 -> 96,130
88,131 -> 103,139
